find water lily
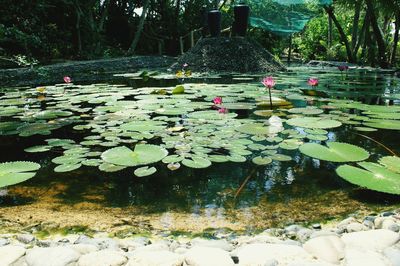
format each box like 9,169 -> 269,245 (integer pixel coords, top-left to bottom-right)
262,76 -> 275,89
213,96 -> 222,105
338,65 -> 349,72
63,76 -> 72,83
307,78 -> 319,87
218,107 -> 228,114
183,63 -> 189,68
262,76 -> 275,109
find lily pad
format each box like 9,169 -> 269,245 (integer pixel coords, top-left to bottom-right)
134,166 -> 157,177
378,156 -> 400,173
252,156 -> 272,165
54,164 -> 82,173
299,142 -> 369,162
101,145 -> 168,167
287,117 -> 342,129
0,161 -> 41,188
182,156 -> 211,168
336,162 -> 400,194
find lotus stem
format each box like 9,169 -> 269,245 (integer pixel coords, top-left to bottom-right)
268,88 -> 273,109
354,132 -> 398,157
234,167 -> 258,199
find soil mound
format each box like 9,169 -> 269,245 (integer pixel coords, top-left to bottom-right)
173,37 -> 286,73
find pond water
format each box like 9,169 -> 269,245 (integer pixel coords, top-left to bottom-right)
0,66 -> 399,236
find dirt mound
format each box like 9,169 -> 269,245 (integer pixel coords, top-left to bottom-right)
173,37 -> 285,73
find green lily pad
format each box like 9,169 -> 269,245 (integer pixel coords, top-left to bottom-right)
236,123 -> 283,135
24,145 -> 52,153
0,161 -> 41,188
54,164 -> 82,173
252,156 -> 272,165
134,166 -> 157,177
172,85 -> 185,94
363,119 -> 400,130
287,117 -> 342,129
101,145 -> 168,167
121,121 -> 167,132
182,156 -> 212,168
299,142 -> 369,162
336,162 -> 400,194
378,156 -> 400,173
98,163 -> 126,172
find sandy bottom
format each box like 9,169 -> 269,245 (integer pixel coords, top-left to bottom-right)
0,181 -> 394,237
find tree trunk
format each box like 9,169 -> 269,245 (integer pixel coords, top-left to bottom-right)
351,0 -> 362,50
365,0 -> 388,68
324,6 -> 354,62
127,0 -> 150,55
353,9 -> 369,58
74,1 -> 83,55
390,11 -> 400,66
328,15 -> 332,52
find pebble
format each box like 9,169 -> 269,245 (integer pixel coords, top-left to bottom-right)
17,234 -> 35,244
303,235 -> 345,264
185,246 -> 234,266
26,246 -> 80,266
337,217 -> 357,231
312,223 -> 322,230
341,229 -> 400,251
0,245 -> 26,265
77,250 -> 127,266
0,238 -> 10,247
346,222 -> 367,233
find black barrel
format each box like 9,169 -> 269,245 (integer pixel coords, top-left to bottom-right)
208,10 -> 222,37
233,4 -> 250,36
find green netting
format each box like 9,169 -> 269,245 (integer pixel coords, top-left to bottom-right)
244,0 -> 333,36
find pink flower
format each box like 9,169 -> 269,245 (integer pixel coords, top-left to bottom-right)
213,96 -> 222,105
307,77 -> 319,87
63,76 -> 72,83
218,107 -> 228,114
261,76 -> 275,89
183,63 -> 189,68
338,65 -> 349,72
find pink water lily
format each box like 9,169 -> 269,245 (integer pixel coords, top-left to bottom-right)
218,107 -> 228,114
183,63 -> 189,68
261,76 -> 275,89
213,96 -> 222,105
63,76 -> 72,83
307,77 -> 319,87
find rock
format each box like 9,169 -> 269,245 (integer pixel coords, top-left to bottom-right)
362,219 -> 374,229
303,235 -> 345,264
312,224 -> 322,230
190,238 -> 233,251
77,250 -> 127,266
310,230 -> 337,239
0,238 -> 10,247
245,234 -> 282,245
382,211 -> 396,217
364,216 -> 376,223
345,223 -> 367,233
26,247 -> 80,266
75,236 -> 119,250
17,234 -> 35,244
127,250 -> 184,266
383,246 -> 400,266
341,229 -> 400,251
287,260 -> 337,266
133,242 -> 169,253
71,244 -> 99,254
381,218 -> 400,232
234,243 -> 312,265
374,217 -> 387,229
337,217 -> 357,231
297,229 -> 314,242
185,246 -> 234,266
344,248 -> 390,266
36,240 -> 53,247
285,225 -> 303,233
0,245 -> 26,265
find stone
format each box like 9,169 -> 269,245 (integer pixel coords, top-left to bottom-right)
362,220 -> 374,229
190,238 -> 233,251
245,234 -> 282,245
71,244 -> 99,254
185,246 -> 234,266
75,236 -> 119,251
374,217 -> 387,229
285,224 -> 303,233
133,242 -> 169,253
234,243 -> 312,265
0,245 -> 26,266
382,212 -> 396,217
312,224 -> 322,230
287,260 -> 337,266
118,237 -> 149,251
127,250 -> 184,266
341,229 -> 400,251
344,248 -> 390,266
17,234 -> 35,244
26,247 -> 80,266
297,229 -> 314,243
381,218 -> 400,232
383,246 -> 400,266
337,217 -> 357,231
310,230 -> 337,239
345,223 -> 367,233
36,240 -> 53,247
0,238 -> 10,247
77,250 -> 127,266
303,235 -> 345,264
388,223 -> 400,233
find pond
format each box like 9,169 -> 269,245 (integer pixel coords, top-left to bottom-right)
0,66 -> 399,237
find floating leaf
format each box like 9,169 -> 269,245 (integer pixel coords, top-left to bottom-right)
378,156 -> 400,173
336,162 -> 400,194
236,122 -> 283,135
101,145 -> 168,167
182,156 -> 211,168
54,164 -> 81,173
121,121 -> 167,132
287,117 -> 342,129
134,166 -> 157,177
363,119 -> 400,130
252,156 -> 272,165
0,161 -> 41,188
24,145 -> 52,153
299,142 -> 369,162
98,163 -> 126,172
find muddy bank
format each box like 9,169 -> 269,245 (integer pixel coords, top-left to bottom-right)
0,56 -> 176,87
